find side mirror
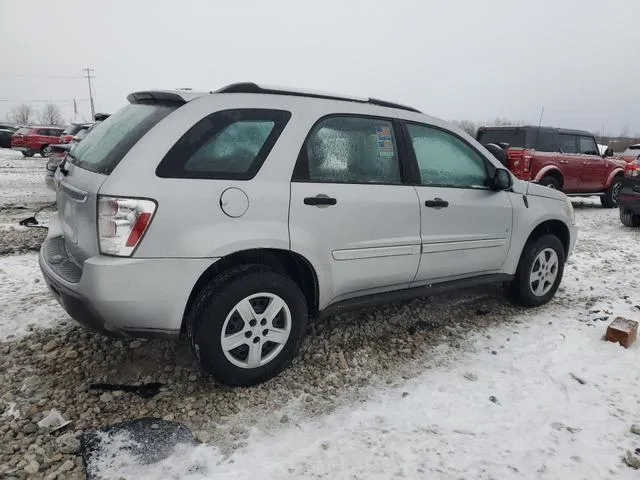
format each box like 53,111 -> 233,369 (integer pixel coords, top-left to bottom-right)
603,147 -> 614,158
492,168 -> 512,191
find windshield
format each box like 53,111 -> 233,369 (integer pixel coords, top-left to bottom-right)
68,102 -> 177,174
15,127 -> 31,135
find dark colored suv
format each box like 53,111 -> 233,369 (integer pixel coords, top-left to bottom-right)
477,126 -> 626,207
11,126 -> 65,157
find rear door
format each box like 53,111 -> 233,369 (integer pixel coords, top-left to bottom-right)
289,115 -> 421,305
577,135 -> 608,192
557,133 -> 582,191
59,102 -> 177,263
405,122 -> 513,283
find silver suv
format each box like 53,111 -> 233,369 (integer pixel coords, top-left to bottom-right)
40,83 -> 577,386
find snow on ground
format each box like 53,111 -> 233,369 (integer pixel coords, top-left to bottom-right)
91,199 -> 640,479
0,253 -> 70,341
0,148 -> 54,208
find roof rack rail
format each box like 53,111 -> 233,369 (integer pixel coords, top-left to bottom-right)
214,82 -> 421,114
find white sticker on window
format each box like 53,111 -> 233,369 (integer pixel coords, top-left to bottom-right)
375,126 -> 395,157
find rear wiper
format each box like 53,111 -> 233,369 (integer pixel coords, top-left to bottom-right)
59,151 -> 77,176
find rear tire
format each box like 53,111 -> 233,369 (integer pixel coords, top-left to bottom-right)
506,234 -> 565,307
619,208 -> 640,227
539,176 -> 561,190
187,267 -> 308,387
40,145 -> 51,157
22,150 -> 34,157
601,176 -> 623,208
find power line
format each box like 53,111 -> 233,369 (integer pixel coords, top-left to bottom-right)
0,99 -> 89,103
0,71 -> 86,79
82,67 -> 96,118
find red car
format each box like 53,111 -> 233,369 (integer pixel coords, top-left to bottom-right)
59,122 -> 93,144
11,126 -> 65,157
477,126 -> 626,208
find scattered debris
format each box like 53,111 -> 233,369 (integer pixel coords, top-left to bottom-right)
89,382 -> 164,399
37,409 -> 71,432
463,372 -> 478,382
551,422 -> 564,431
630,424 -> 640,436
605,317 -> 638,348
280,414 -> 290,424
489,396 -> 498,404
82,417 -> 196,480
452,429 -> 476,436
338,351 -> 349,370
624,450 -> 640,469
402,391 -> 409,398
2,401 -> 20,420
569,373 -> 587,385
566,426 -> 582,434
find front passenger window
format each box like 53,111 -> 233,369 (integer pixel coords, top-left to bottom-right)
578,136 -> 599,156
407,124 -> 487,188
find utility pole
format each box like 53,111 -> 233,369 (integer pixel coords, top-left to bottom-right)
82,67 -> 95,119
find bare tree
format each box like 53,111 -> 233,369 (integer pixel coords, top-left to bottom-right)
38,103 -> 63,126
7,103 -> 33,125
451,120 -> 478,136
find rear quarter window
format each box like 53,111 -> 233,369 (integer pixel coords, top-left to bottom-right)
67,102 -> 177,175
156,109 -> 291,180
477,129 -> 528,148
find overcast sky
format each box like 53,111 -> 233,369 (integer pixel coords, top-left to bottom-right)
1,0 -> 638,134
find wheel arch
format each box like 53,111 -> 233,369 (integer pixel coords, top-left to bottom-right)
180,248 -> 319,334
605,167 -> 624,188
524,219 -> 570,259
535,166 -> 564,188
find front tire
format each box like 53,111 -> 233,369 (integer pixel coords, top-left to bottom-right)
22,149 -> 34,157
620,208 -> 640,227
187,267 -> 308,387
506,234 -> 565,307
601,176 -> 623,208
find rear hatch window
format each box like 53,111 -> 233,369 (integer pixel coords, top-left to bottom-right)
62,124 -> 82,136
477,128 -> 529,148
67,103 -> 177,175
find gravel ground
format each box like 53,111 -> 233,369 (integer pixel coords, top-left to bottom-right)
1,283 -> 515,479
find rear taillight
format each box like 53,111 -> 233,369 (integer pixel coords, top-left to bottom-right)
98,196 -> 157,257
522,149 -> 534,173
625,159 -> 640,177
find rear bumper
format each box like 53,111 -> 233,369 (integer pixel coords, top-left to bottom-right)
619,178 -> 640,215
39,227 -> 215,338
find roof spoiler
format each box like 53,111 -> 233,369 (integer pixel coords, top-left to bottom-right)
127,91 -> 187,105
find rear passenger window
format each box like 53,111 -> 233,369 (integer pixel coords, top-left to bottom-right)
37,129 -> 49,135
157,109 -> 291,180
578,136 -> 599,155
558,134 -> 578,153
534,131 -> 558,152
295,116 -> 401,184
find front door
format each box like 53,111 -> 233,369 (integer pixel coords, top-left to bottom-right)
289,116 -> 421,306
577,135 -> 609,192
557,133 -> 582,192
404,123 -> 513,284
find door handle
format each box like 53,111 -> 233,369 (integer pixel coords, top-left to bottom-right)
304,195 -> 337,206
424,198 -> 449,208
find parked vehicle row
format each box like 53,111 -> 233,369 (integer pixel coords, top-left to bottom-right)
11,126 -> 65,157
45,113 -> 109,190
39,83 -> 577,386
476,126 -> 626,208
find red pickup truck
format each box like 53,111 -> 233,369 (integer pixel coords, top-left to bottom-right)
477,126 -> 626,208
